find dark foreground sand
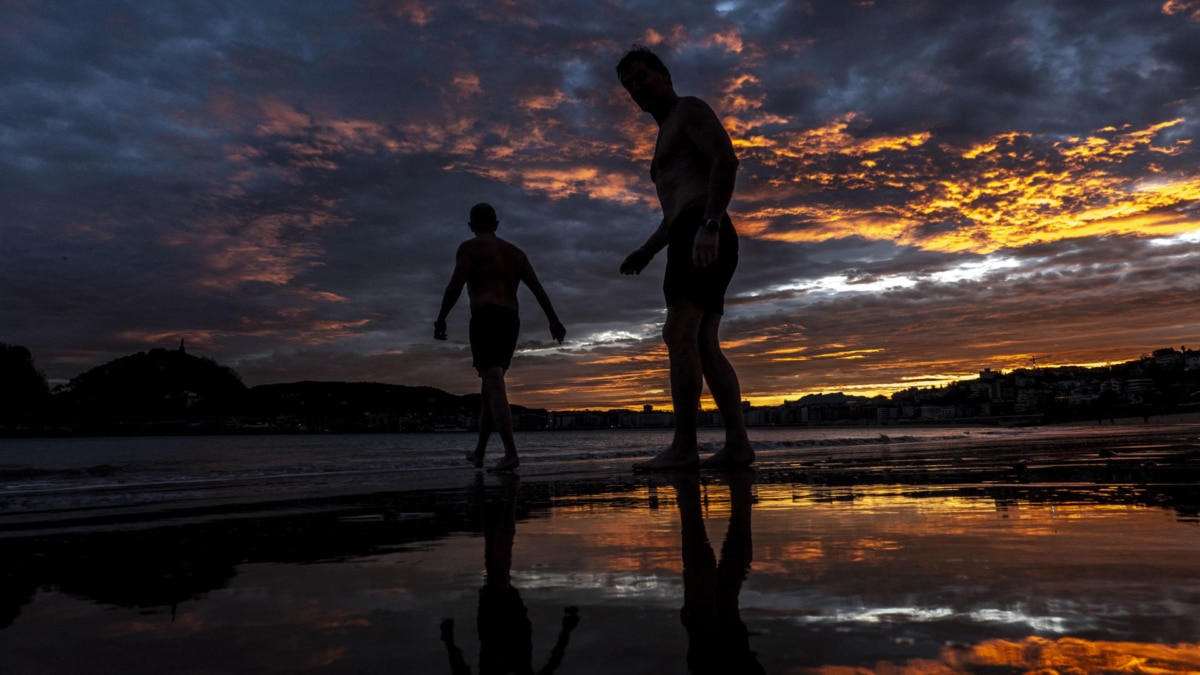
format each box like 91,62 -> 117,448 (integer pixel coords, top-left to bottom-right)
1,422 -> 1199,674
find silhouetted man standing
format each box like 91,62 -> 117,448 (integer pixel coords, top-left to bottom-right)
436,203 -> 566,471
616,46 -> 753,471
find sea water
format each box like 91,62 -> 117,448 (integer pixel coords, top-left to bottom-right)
2,424 -> 1200,673
0,426 -> 1028,518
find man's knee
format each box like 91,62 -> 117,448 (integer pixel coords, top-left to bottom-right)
698,331 -> 727,361
479,367 -> 507,387
663,325 -> 700,361
698,346 -> 723,373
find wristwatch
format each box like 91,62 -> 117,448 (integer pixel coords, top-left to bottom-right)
703,218 -> 721,232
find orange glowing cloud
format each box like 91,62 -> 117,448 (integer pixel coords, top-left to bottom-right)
768,112 -> 933,157
1162,0 -> 1200,20
451,72 -> 481,98
253,97 -> 314,137
114,330 -> 222,350
736,116 -> 1199,253
639,26 -> 690,48
162,207 -> 349,293
469,165 -> 647,205
720,72 -> 790,139
806,636 -> 1200,674
707,27 -> 745,54
520,90 -> 571,111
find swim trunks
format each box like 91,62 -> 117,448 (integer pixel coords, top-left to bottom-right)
469,305 -> 521,372
663,204 -> 739,314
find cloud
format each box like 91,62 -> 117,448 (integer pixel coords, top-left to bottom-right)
1,0 -> 1197,410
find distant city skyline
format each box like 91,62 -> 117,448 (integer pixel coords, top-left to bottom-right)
15,341 -> 1196,421
3,1 -> 1199,411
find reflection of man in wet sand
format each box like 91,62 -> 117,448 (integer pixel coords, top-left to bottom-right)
440,475 -> 580,675
436,203 -> 566,472
616,46 -> 753,471
672,471 -> 763,674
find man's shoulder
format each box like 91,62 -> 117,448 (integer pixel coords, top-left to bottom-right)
461,235 -> 526,260
677,95 -> 716,115
500,238 -> 529,263
666,96 -> 721,133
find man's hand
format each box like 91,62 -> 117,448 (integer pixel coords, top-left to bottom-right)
620,247 -> 654,275
549,320 -> 566,344
692,228 -> 719,268
434,319 -> 447,340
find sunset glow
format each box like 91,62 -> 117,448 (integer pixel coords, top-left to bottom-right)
2,1 -> 1198,410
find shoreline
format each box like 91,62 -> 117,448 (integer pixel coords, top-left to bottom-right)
6,409 -> 1200,440
3,421 -> 1198,538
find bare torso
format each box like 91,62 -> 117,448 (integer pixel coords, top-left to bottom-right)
459,234 -> 527,311
651,97 -> 721,224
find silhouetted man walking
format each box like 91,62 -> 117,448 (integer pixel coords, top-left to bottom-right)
616,46 -> 753,471
436,203 -> 566,471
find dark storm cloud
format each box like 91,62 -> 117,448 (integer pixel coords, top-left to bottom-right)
2,0 -> 1197,407
741,0 -> 1199,138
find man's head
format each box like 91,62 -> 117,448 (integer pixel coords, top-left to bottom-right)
616,45 -> 671,82
616,45 -> 675,115
469,202 -> 499,232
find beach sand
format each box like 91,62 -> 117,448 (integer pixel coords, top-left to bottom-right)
2,422 -> 1200,674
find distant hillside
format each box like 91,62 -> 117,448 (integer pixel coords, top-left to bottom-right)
1,343 -> 554,435
246,381 -> 472,417
58,345 -> 247,427
243,381 -> 543,432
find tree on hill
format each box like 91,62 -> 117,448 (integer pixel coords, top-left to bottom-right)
60,345 -> 247,426
0,342 -> 50,426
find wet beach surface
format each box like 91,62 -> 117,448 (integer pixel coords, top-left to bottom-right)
2,423 -> 1199,673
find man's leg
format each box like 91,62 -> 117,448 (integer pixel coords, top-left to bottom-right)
469,387 -> 492,467
481,366 -> 519,471
634,302 -> 705,471
698,313 -> 754,468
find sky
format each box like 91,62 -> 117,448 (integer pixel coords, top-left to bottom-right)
3,0 -> 1200,411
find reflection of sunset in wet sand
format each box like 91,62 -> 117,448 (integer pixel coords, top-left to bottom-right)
805,637 -> 1200,674
521,474 -> 1200,673
3,428 -> 1200,673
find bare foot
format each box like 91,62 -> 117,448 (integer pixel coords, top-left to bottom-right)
700,444 -> 755,470
633,446 -> 700,472
489,455 -> 520,472
465,451 -> 484,468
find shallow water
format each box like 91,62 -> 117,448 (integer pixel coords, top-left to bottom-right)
0,427 -> 1010,523
2,426 -> 1200,673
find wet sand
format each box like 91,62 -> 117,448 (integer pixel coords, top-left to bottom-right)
2,422 -> 1199,674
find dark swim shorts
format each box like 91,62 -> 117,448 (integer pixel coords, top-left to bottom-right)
663,204 -> 739,314
469,305 -> 521,372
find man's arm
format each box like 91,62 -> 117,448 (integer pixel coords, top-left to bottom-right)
434,245 -> 469,340
520,254 -> 566,344
685,98 -> 739,268
685,98 -> 739,223
619,217 -> 669,275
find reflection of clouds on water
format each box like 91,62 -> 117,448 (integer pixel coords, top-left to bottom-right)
511,571 -> 681,600
835,637 -> 1200,675
2,426 -> 1200,672
782,603 -> 1073,633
